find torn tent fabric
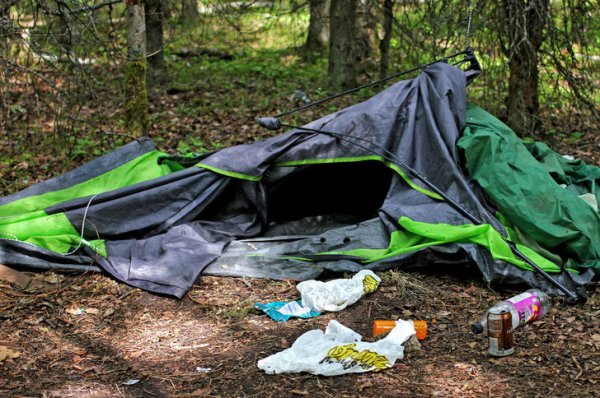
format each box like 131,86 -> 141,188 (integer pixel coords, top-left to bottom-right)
0,63 -> 595,299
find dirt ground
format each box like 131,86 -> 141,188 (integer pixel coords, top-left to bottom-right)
1,266 -> 598,397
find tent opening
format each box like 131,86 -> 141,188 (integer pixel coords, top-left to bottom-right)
266,161 -> 394,225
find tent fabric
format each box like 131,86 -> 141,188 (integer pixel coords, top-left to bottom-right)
0,63 -> 594,298
458,104 -> 600,273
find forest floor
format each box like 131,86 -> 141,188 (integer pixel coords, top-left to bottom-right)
1,56 -> 599,397
0,269 -> 599,397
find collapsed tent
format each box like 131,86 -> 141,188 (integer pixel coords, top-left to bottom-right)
1,63 -> 597,299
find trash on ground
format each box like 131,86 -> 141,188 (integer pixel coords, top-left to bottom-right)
487,307 -> 515,357
296,270 -> 381,312
471,288 -> 550,334
254,300 -> 320,322
66,307 -> 99,315
374,319 -> 427,341
257,319 -> 414,376
122,379 -> 140,386
195,367 -> 212,373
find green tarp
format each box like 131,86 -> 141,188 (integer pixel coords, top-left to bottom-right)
458,104 -> 600,273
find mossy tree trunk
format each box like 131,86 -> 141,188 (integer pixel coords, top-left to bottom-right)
328,0 -> 357,90
145,0 -> 166,86
125,0 -> 148,137
499,0 -> 549,136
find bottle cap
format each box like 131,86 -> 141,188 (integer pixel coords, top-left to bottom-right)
471,322 -> 484,334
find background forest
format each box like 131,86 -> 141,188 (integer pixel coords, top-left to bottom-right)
0,0 -> 598,196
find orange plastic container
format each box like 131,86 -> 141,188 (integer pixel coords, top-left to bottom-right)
373,320 -> 396,337
413,320 -> 427,340
373,319 -> 427,340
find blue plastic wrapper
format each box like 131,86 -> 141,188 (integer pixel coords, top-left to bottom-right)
254,300 -> 320,322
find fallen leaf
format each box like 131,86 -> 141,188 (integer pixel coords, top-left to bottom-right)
73,347 -> 87,356
129,350 -> 145,359
84,308 -> 99,315
0,346 -> 20,361
42,273 -> 63,284
278,337 -> 289,348
465,285 -> 478,293
0,264 -> 31,288
290,390 -> 309,396
103,308 -> 115,317
191,386 -> 212,396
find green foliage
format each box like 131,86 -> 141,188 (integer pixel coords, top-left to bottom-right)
9,104 -> 27,114
176,137 -> 207,155
219,300 -> 258,319
568,131 -> 583,144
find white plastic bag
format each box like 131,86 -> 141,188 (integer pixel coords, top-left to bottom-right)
257,319 -> 415,376
297,270 -> 381,312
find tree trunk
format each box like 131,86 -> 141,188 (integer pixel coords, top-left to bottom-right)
355,0 -> 375,64
304,0 -> 330,54
328,0 -> 357,90
181,0 -> 199,28
0,1 -> 15,54
125,0 -> 148,137
500,0 -> 549,135
145,0 -> 166,86
379,0 -> 393,78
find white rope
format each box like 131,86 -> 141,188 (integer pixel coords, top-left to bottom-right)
63,193 -> 100,255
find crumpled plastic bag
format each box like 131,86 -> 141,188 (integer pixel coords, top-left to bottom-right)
254,300 -> 320,322
296,270 -> 381,312
257,319 -> 415,376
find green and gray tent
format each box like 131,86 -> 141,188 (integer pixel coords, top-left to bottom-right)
1,63 -> 597,298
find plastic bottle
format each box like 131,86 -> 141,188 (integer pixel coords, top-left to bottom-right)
373,319 -> 427,340
471,289 -> 551,334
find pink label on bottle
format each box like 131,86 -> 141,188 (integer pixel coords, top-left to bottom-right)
507,292 -> 541,326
